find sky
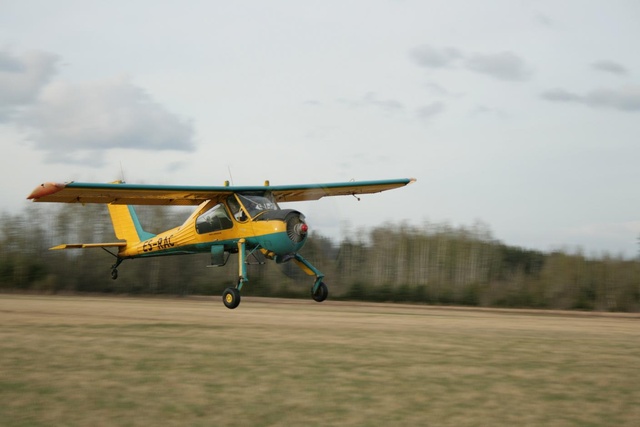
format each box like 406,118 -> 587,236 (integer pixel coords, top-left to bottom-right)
1,0 -> 639,258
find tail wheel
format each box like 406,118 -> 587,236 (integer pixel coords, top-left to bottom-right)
222,287 -> 241,309
311,282 -> 328,303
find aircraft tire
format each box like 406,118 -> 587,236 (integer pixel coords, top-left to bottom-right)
111,269 -> 118,280
311,282 -> 328,303
223,287 -> 241,309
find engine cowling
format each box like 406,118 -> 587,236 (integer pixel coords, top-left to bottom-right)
253,209 -> 308,255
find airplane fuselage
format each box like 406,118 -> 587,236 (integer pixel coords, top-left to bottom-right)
117,198 -> 308,260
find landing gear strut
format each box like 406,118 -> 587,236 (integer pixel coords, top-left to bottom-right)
221,240 -> 247,310
220,240 -> 328,309
293,254 -> 327,304
110,257 -> 124,280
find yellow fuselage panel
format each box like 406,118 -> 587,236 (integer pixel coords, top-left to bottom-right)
118,218 -> 289,258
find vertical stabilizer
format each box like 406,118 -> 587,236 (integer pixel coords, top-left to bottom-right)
107,204 -> 155,243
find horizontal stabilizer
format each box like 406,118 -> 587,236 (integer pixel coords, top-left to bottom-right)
50,242 -> 127,250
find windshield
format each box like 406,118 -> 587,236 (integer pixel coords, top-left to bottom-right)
237,194 -> 278,218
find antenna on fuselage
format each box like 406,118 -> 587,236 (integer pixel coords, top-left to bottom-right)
227,165 -> 234,186
119,162 -> 127,183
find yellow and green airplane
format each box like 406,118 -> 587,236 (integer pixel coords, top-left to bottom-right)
27,178 -> 415,309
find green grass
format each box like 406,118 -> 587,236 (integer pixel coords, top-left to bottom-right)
1,295 -> 638,426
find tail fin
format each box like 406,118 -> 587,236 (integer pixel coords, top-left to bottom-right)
107,204 -> 156,243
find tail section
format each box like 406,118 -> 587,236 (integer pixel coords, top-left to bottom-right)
107,204 -> 156,243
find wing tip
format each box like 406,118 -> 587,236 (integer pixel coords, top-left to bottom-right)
27,182 -> 68,200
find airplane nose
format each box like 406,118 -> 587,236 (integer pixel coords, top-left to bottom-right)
286,212 -> 308,244
252,209 -> 308,255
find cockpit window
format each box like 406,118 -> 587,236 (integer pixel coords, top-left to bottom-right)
227,194 -> 278,221
237,194 -> 278,218
196,203 -> 233,234
227,195 -> 247,222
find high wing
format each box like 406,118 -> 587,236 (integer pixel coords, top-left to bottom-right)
271,178 -> 416,202
27,178 -> 416,206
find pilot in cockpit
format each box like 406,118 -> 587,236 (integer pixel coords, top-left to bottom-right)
227,196 -> 247,222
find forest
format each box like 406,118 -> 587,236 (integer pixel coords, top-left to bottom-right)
1,203 -> 639,312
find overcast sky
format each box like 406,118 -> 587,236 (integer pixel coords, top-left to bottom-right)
2,0 -> 639,257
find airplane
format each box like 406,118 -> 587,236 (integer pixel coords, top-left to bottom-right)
27,178 -> 415,309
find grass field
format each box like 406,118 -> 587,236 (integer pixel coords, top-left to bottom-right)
1,295 -> 638,426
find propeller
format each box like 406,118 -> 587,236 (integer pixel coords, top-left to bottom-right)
285,212 -> 308,244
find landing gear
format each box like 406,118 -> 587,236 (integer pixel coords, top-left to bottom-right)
222,287 -> 241,309
221,240 -> 247,309
292,253 -> 328,304
219,240 -> 328,309
311,281 -> 328,302
110,258 -> 124,280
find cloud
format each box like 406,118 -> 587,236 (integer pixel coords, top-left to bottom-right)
541,86 -> 640,112
409,45 -> 462,69
0,48 -> 197,165
591,60 -> 628,76
465,51 -> 532,81
534,13 -> 555,28
410,45 -> 532,82
0,49 -> 58,120
362,92 -> 404,112
416,102 -> 445,121
165,160 -> 189,173
338,92 -> 404,113
540,88 -> 583,103
469,105 -> 508,119
424,82 -> 450,96
586,86 -> 640,111
20,76 -> 195,165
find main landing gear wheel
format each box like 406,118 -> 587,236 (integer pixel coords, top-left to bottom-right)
222,287 -> 241,309
311,282 -> 328,303
111,269 -> 118,280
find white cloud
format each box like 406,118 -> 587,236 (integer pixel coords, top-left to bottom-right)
465,51 -> 532,82
362,92 -> 404,112
409,45 -> 462,69
540,88 -> 583,103
410,45 -> 532,82
416,102 -> 445,121
542,86 -> 640,112
585,86 -> 640,111
0,49 -> 58,120
337,92 -> 405,114
591,60 -> 628,76
19,76 -> 195,165
534,13 -> 555,28
0,47 -> 196,165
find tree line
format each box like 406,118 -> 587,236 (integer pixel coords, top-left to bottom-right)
1,204 -> 638,312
